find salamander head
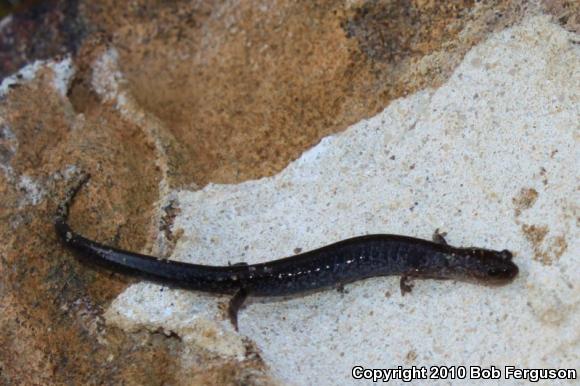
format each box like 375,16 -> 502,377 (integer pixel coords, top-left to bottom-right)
448,247 -> 518,284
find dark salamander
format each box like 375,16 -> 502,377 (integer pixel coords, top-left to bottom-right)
55,174 -> 518,330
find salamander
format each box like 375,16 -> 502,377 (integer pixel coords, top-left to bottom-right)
55,173 -> 518,330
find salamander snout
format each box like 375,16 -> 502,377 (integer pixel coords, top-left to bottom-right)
485,249 -> 518,281
485,263 -> 518,282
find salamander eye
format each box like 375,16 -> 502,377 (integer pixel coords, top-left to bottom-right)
500,250 -> 513,261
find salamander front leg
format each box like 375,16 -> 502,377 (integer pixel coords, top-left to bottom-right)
399,275 -> 414,296
432,228 -> 448,245
228,288 -> 249,331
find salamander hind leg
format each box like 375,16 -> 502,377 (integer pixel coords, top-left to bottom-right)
399,275 -> 414,296
335,283 -> 349,294
228,288 -> 249,331
432,228 -> 448,245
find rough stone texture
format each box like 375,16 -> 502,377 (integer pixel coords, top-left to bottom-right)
541,0 -> 579,33
83,0 -> 535,187
108,16 -> 579,385
0,1 -> 578,385
0,0 -> 86,79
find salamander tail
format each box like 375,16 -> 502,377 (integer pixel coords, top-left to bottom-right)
55,171 -> 91,241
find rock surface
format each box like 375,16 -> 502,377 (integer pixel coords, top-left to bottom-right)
107,16 -> 579,385
0,1 -> 578,385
